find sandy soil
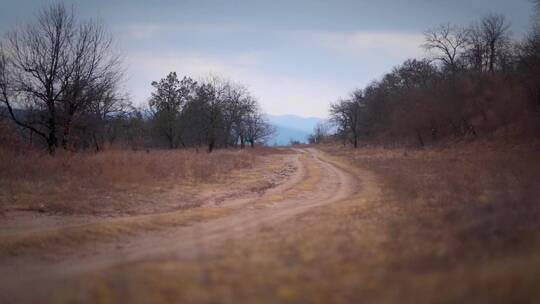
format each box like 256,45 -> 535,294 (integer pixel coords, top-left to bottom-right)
0,148 -> 358,303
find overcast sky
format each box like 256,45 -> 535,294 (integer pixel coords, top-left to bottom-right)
0,0 -> 534,117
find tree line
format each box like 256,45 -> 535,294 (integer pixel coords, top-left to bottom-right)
0,3 -> 273,153
330,6 -> 540,147
148,73 -> 274,152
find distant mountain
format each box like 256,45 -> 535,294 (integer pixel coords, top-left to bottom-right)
266,114 -> 325,146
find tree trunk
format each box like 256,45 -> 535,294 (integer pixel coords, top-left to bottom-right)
61,119 -> 72,150
47,120 -> 57,154
489,42 -> 496,73
92,133 -> 100,153
47,137 -> 56,154
416,129 -> 425,147
178,137 -> 186,148
47,131 -> 57,154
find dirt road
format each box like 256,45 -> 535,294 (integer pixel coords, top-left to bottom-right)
0,148 -> 357,303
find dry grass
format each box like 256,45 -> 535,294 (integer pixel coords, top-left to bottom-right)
0,207 -> 230,256
323,142 -> 540,258
57,143 -> 540,304
0,148 -> 259,215
0,147 -> 297,256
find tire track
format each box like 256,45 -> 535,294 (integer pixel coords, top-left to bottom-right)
0,148 -> 357,303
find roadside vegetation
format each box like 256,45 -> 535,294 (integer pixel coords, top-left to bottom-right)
0,146 -> 261,215
0,3 -> 274,154
322,5 -> 540,148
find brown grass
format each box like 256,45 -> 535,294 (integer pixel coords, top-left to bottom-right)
56,143 -> 540,304
0,148 -> 259,215
323,142 -> 540,258
0,207 -> 230,256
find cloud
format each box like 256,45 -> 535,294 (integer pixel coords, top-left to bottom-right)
132,54 -> 235,76
125,52 -> 247,108
249,76 -> 341,118
120,23 -> 254,40
305,30 -> 425,57
120,28 -> 426,117
123,24 -> 164,39
121,23 -> 424,57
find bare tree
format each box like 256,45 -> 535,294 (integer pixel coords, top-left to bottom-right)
160,74 -> 267,152
231,94 -> 257,149
308,121 -> 329,144
244,113 -> 275,148
82,90 -> 131,151
221,82 -> 254,147
467,14 -> 512,73
59,20 -> 123,149
464,23 -> 488,72
196,77 -> 227,152
423,23 -> 468,72
517,1 -> 540,116
149,72 -> 196,148
0,3 -> 123,153
330,90 -> 364,148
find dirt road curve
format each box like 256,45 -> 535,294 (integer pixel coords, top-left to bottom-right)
0,148 -> 357,303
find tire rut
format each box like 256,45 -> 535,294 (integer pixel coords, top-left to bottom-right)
0,148 -> 357,303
